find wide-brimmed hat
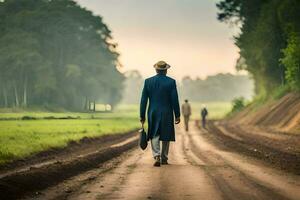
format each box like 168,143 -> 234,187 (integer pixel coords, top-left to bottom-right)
154,61 -> 171,70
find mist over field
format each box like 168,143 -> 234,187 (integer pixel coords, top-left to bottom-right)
121,70 -> 254,104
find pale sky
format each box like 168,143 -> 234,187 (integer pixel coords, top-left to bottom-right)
75,0 -> 240,80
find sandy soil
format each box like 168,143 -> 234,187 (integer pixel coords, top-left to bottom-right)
22,124 -> 300,200
228,93 -> 300,133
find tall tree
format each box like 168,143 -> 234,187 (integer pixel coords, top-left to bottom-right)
0,0 -> 124,110
216,0 -> 299,96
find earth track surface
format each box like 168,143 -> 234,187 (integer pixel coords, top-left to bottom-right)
206,121 -> 300,174
0,132 -> 138,200
11,123 -> 300,200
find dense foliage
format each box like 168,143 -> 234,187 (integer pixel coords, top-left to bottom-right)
180,73 -> 253,102
217,0 -> 300,96
0,0 -> 124,110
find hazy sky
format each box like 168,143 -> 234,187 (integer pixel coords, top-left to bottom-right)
75,0 -> 239,79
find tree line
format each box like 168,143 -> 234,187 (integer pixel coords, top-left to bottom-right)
179,73 -> 253,102
0,0 -> 123,110
217,0 -> 300,98
122,71 -> 253,104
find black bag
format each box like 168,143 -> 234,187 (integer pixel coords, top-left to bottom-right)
139,126 -> 148,150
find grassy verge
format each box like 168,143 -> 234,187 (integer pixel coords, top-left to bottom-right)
0,105 -> 139,164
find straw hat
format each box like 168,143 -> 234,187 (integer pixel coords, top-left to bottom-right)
154,61 -> 171,70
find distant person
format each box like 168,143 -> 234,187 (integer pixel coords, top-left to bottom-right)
140,61 -> 180,167
201,105 -> 208,129
181,99 -> 191,131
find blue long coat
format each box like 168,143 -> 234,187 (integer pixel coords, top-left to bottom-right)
140,74 -> 180,141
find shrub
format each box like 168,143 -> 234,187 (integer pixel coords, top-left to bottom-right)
281,32 -> 300,91
231,97 -> 246,113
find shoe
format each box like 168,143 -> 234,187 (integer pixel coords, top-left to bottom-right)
153,156 -> 161,167
161,160 -> 168,165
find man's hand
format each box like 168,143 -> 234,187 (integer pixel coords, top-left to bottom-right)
175,117 -> 180,124
140,118 -> 145,126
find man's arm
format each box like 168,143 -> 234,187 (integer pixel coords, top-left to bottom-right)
140,80 -> 148,124
171,80 -> 180,123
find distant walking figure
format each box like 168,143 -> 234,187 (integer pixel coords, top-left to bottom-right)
201,105 -> 208,129
140,61 -> 181,167
182,99 -> 191,131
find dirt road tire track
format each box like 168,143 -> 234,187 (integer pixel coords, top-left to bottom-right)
205,121 -> 300,174
183,129 -> 290,200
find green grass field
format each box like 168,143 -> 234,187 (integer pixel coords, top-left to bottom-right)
0,102 -> 230,164
0,105 -> 140,164
189,102 -> 232,120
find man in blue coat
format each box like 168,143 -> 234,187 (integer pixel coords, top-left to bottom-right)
140,60 -> 181,167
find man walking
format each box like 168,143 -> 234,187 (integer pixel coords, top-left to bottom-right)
140,61 -> 180,167
201,105 -> 208,129
181,99 -> 191,131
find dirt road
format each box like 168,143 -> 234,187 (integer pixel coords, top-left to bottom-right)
24,124 -> 300,200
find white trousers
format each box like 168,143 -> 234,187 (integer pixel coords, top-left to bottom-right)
151,135 -> 170,161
